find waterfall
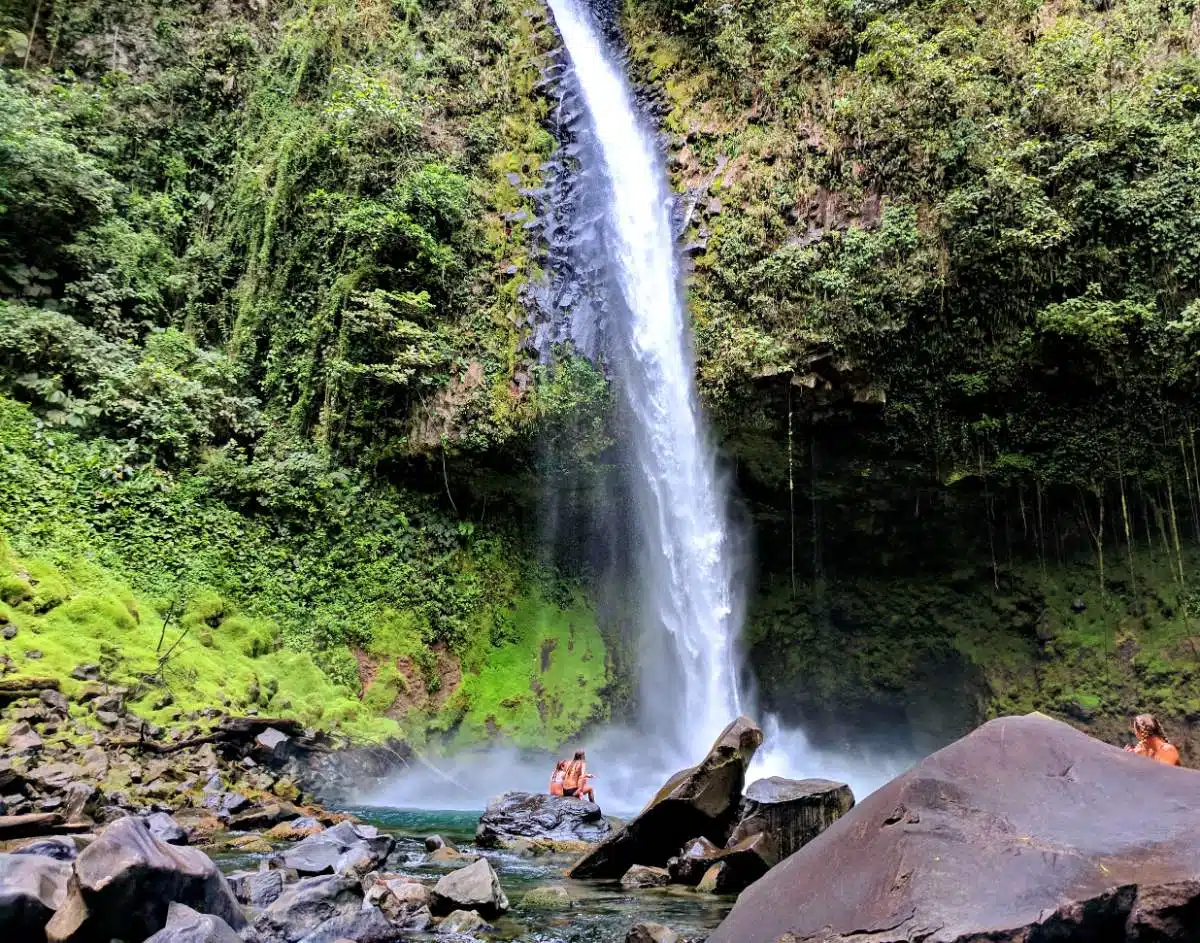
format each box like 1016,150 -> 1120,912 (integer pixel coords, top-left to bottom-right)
545,0 -> 743,763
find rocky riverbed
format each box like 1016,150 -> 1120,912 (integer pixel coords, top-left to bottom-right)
0,707 -> 856,942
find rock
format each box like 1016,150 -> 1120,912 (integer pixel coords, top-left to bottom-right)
280,820 -> 393,876
142,902 -> 242,943
708,831 -> 777,892
569,716 -> 763,879
80,747 -> 107,778
475,791 -> 611,848
227,800 -> 299,830
666,836 -> 722,885
255,727 -> 291,755
60,783 -> 94,825
710,713 -> 1200,943
44,816 -> 245,942
6,720 -> 42,752
39,689 -> 69,715
727,776 -> 854,860
521,884 -> 573,909
365,876 -> 431,924
695,862 -> 726,894
627,923 -> 681,943
227,869 -> 286,909
296,906 -> 396,942
145,812 -> 189,845
0,677 -> 59,704
252,874 -> 363,943
0,813 -> 76,840
425,833 -> 452,852
429,856 -> 509,918
1,625 -> 15,640
13,838 -> 79,861
25,649 -> 42,659
333,841 -> 384,878
438,908 -> 490,934
620,864 -> 671,888
427,846 -> 471,863
0,852 -> 71,940
265,816 -> 324,841
225,834 -> 272,854
70,665 -> 99,682
94,710 -> 120,727
28,762 -> 86,792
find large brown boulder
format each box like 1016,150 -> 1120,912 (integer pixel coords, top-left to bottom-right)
568,716 -> 763,879
45,817 -> 245,942
711,713 -> 1200,943
726,776 -> 854,860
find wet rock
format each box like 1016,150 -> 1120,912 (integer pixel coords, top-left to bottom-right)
265,816 -> 324,841
429,856 -> 509,918
145,812 -> 188,845
13,838 -> 79,861
711,713 -> 1200,943
227,868 -> 286,909
620,864 -> 671,888
0,852 -> 71,940
60,782 -> 95,825
521,884 -> 573,909
365,875 -> 431,924
627,923 -> 682,943
142,902 -> 242,943
425,834 -> 452,852
666,836 -> 722,885
6,720 -> 43,752
228,800 -> 299,830
280,820 -> 393,876
39,689 -> 69,715
569,716 -> 763,879
438,908 -> 490,934
252,874 -> 363,943
44,816 -> 245,942
475,791 -> 611,848
426,846 -> 471,864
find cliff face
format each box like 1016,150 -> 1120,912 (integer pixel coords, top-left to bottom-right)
2,0 -> 1200,753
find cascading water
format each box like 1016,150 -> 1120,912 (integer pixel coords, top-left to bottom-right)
544,0 -> 742,764
371,0 -> 914,813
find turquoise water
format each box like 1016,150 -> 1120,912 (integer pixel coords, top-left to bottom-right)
219,806 -> 732,941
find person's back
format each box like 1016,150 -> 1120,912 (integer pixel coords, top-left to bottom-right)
549,760 -> 567,797
1126,713 -> 1182,766
561,749 -> 595,801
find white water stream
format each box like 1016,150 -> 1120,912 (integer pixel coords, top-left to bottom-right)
373,0 -> 912,814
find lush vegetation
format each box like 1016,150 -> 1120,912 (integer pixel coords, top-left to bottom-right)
3,0 -> 1200,757
0,0 -> 612,748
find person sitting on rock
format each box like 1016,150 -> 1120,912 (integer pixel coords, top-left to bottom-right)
562,749 -> 596,802
549,759 -> 567,797
1125,713 -> 1181,766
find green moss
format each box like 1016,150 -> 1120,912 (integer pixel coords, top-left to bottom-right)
447,592 -> 609,749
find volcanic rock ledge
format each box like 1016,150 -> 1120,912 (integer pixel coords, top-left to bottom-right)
710,712 -> 1200,943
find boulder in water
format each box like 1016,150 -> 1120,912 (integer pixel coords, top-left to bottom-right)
279,820 -> 393,876
0,852 -> 70,940
141,903 -> 242,943
711,713 -> 1200,943
252,874 -> 363,942
475,791 -> 611,847
666,836 -> 722,885
726,776 -> 854,860
521,884 -> 574,909
44,816 -> 245,943
568,716 -> 763,879
620,864 -> 671,888
429,856 -> 509,918
438,908 -> 490,934
626,922 -> 682,943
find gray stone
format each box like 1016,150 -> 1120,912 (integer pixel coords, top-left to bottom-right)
227,868 -> 285,909
475,791 -> 611,848
281,822 -> 393,877
27,761 -> 86,791
39,689 -> 69,715
619,864 -> 671,888
13,838 -> 78,861
255,727 -> 291,754
43,816 -> 245,942
142,902 -> 242,943
95,710 -> 121,727
1,625 -> 16,641
61,782 -> 95,825
0,851 -> 70,940
70,665 -> 99,682
365,876 -> 431,924
145,812 -> 188,845
438,908 -> 489,934
727,776 -> 854,860
627,923 -> 682,943
430,856 -> 509,918
294,906 -> 395,943
425,834 -> 452,852
252,874 -> 362,943
6,720 -> 42,752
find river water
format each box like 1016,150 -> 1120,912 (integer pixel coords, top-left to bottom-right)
216,808 -> 732,941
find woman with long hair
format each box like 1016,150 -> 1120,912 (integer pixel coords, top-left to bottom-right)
561,749 -> 596,802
